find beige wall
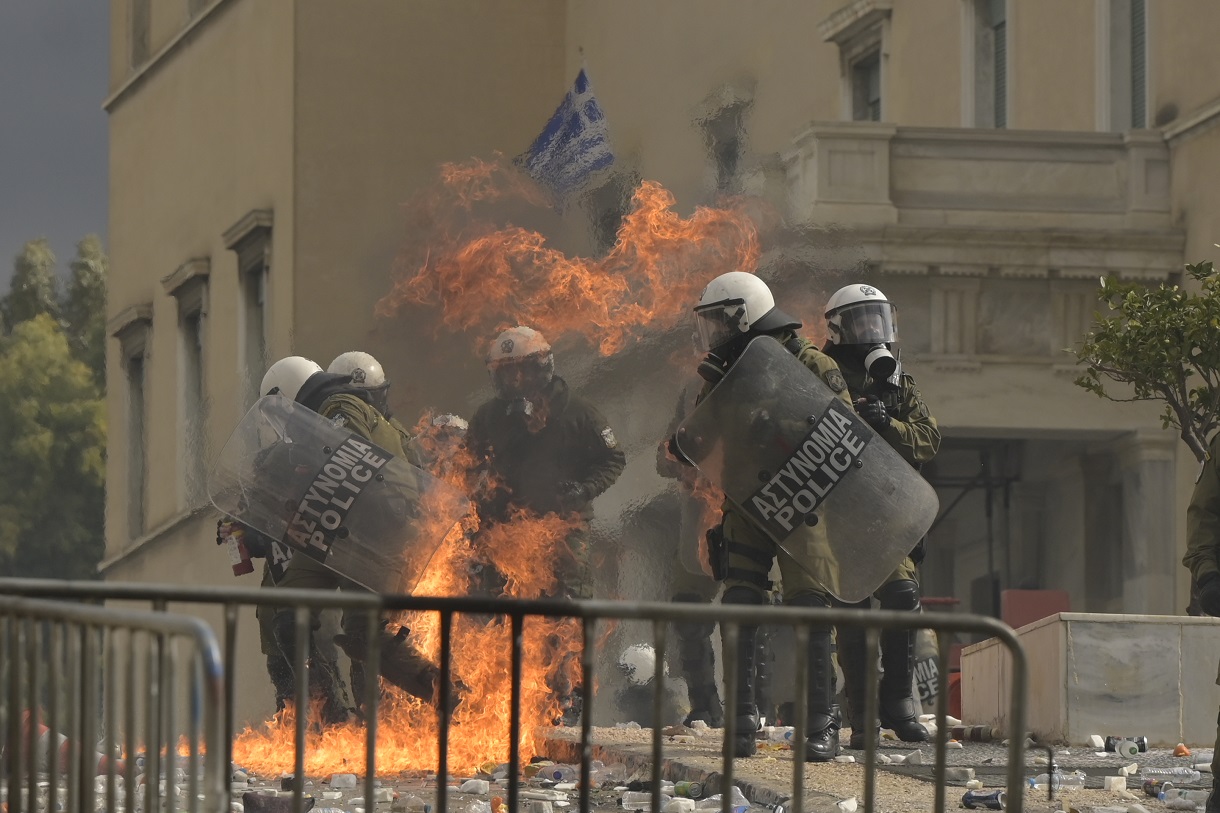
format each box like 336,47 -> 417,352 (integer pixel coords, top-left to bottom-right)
290,0 -> 568,420
886,0 -> 962,127
1152,1 -> 1220,125
106,0 -> 296,557
1011,0 -> 1096,131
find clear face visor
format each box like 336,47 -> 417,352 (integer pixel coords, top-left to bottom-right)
833,301 -> 897,345
489,354 -> 553,399
693,298 -> 749,352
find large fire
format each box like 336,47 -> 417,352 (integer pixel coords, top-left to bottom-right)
234,159 -> 760,777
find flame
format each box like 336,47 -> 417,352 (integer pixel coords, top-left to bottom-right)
377,157 -> 763,356
234,162 -> 772,778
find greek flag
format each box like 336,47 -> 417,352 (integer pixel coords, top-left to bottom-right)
518,68 -> 614,198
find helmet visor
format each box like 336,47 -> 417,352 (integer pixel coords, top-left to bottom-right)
834,301 -> 897,345
490,354 -> 553,399
694,298 -> 748,352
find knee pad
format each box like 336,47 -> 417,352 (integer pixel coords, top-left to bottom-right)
722,585 -> 766,606
877,579 -> 920,612
673,592 -> 716,641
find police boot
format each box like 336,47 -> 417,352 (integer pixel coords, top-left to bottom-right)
789,594 -> 839,761
273,612 -> 351,727
729,624 -> 760,757
802,626 -> 841,761
836,621 -> 878,750
266,652 -> 296,713
676,618 -> 723,728
1207,786 -> 1220,813
878,628 -> 929,743
755,624 -> 777,726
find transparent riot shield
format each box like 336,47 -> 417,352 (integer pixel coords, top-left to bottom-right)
675,336 -> 938,602
208,395 -> 471,594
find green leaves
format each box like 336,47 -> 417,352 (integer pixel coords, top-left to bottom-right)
0,237 -> 108,578
1074,261 -> 1220,463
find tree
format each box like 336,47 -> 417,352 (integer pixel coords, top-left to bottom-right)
62,235 -> 109,387
2,238 -> 59,332
1074,261 -> 1220,465
0,314 -> 105,579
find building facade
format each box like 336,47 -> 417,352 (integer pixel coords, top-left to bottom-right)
105,0 -> 1220,724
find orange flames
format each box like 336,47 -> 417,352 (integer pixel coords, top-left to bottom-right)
234,160 -> 770,778
377,156 -> 763,356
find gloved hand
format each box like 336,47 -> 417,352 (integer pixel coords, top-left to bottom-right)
1199,573 -> 1220,617
855,396 -> 891,430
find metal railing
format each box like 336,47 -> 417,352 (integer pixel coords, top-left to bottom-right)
0,579 -> 1029,813
0,594 -> 225,813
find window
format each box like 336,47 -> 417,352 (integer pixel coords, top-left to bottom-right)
223,210 -> 273,408
1130,0 -> 1147,128
162,259 -> 209,509
130,0 -> 150,67
1100,0 -> 1148,131
852,52 -> 883,122
818,1 -> 890,123
110,305 -> 152,540
969,0 -> 1007,128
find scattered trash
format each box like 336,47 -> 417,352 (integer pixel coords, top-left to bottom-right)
1114,740 -> 1141,759
1088,734 -> 1106,749
944,767 -> 974,782
904,751 -> 924,765
327,774 -> 358,789
459,780 -> 491,795
961,790 -> 1006,810
1103,776 -> 1126,792
1174,743 -> 1192,757
1119,763 -> 1139,777
673,782 -> 704,800
664,800 -> 695,813
965,780 -> 984,791
1141,768 -> 1202,782
947,740 -> 964,750
833,755 -> 855,764
622,790 -> 671,810
1105,736 -> 1149,754
242,792 -> 315,813
835,797 -> 858,813
615,722 -> 643,730
1029,770 -> 1086,790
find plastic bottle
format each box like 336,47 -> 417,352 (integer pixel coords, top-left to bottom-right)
1141,768 -> 1203,782
762,726 -> 794,742
622,790 -> 673,810
539,764 -> 577,782
1160,788 -> 1210,804
695,787 -> 749,813
1027,770 -> 1086,790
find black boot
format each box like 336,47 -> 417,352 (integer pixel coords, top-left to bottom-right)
789,594 -> 839,762
803,626 -> 841,762
729,624 -> 760,757
675,599 -> 723,728
755,624 -> 777,727
836,621 -> 878,750
1206,785 -> 1220,813
879,628 -> 929,743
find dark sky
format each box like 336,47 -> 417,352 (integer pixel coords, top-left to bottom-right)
0,2 -> 109,286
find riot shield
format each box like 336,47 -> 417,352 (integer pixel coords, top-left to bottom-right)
675,336 -> 938,602
208,395 -> 471,594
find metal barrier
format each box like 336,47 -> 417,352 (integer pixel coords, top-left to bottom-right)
0,594 -> 225,813
0,579 -> 1029,813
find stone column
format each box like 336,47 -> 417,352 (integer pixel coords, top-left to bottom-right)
1117,429 -> 1178,615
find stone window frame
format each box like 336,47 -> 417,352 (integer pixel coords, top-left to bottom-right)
162,258 -> 211,509
818,0 -> 892,123
223,209 -> 273,408
108,303 -> 153,541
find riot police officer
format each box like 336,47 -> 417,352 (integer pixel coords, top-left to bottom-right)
1182,433 -> 1220,813
821,283 -> 942,748
675,271 -> 854,762
269,353 -> 448,718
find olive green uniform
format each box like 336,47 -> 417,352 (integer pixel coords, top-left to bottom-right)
834,358 -> 941,590
1181,432 -> 1220,786
826,345 -> 941,746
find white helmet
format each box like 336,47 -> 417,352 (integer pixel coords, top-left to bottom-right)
824,284 -> 897,346
486,326 -> 554,399
260,356 -> 323,401
693,271 -> 800,351
327,351 -> 387,388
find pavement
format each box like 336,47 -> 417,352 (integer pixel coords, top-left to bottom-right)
215,724 -> 1216,813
